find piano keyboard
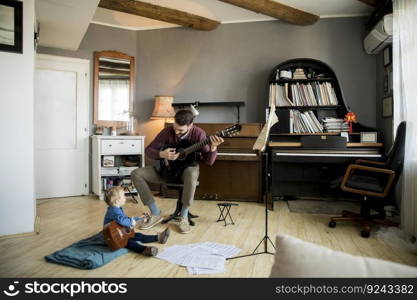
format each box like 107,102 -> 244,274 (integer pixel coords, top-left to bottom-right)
274,152 -> 381,158
217,152 -> 257,157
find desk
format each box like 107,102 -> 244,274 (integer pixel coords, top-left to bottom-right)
267,142 -> 383,202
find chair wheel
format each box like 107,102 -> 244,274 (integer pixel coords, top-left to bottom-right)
328,220 -> 336,228
361,230 -> 370,238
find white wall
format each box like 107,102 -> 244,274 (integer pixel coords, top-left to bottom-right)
0,0 -> 35,236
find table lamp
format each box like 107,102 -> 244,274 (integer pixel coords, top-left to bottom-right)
151,95 -> 175,123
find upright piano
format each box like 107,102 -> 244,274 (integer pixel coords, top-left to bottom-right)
195,123 -> 263,202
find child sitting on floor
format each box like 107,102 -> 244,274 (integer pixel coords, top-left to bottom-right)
103,186 -> 170,256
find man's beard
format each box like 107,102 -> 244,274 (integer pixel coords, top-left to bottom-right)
176,129 -> 189,138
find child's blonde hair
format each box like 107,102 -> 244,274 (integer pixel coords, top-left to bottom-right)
104,186 -> 124,206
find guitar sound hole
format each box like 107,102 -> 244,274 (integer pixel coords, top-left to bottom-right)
178,151 -> 186,160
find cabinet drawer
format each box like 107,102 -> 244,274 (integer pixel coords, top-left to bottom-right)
101,139 -> 143,155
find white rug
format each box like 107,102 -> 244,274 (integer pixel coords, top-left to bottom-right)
376,227 -> 417,254
286,199 -> 361,215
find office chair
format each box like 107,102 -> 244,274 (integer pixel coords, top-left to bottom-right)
329,121 -> 406,238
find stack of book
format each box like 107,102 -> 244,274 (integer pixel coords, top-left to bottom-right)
102,177 -> 137,193
290,110 -> 323,133
269,83 -> 293,106
269,82 -> 338,106
322,117 -> 349,133
101,167 -> 118,175
293,68 -> 307,79
102,177 -> 117,190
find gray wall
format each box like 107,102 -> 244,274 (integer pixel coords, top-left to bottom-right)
135,17 -> 377,126
376,48 -> 393,152
38,23 -> 137,60
39,18 -> 377,127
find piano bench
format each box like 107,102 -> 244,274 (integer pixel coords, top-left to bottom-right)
162,182 -> 199,226
216,203 -> 239,226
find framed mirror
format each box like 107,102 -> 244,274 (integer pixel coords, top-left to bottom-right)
93,50 -> 135,128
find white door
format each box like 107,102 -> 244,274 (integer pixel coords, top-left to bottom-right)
35,55 -> 89,199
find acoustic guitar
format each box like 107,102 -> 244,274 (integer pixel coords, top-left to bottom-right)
155,124 -> 242,181
103,220 -> 135,251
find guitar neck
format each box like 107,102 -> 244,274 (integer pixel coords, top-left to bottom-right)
182,134 -> 218,155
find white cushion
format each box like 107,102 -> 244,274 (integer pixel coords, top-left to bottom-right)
270,235 -> 417,277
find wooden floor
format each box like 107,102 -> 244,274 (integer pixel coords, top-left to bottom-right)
1,196 -> 416,277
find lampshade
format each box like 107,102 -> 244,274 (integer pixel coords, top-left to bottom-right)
151,96 -> 175,119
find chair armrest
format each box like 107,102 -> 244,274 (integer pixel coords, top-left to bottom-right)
341,164 -> 396,198
355,159 -> 387,166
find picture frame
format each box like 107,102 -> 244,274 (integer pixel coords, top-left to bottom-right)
34,20 -> 40,50
360,132 -> 378,143
383,67 -> 389,93
383,47 -> 391,67
0,0 -> 23,54
388,65 -> 393,94
383,96 -> 393,118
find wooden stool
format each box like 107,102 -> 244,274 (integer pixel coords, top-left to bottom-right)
217,203 -> 238,226
162,182 -> 199,226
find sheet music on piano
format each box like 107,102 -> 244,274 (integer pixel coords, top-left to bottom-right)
253,104 -> 278,152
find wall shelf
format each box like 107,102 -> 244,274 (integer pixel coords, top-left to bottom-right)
270,78 -> 336,83
172,101 -> 245,123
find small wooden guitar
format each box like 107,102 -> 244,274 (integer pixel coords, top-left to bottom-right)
103,220 -> 134,251
155,124 -> 242,181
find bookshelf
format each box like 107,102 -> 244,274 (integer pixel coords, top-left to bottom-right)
270,78 -> 336,83
276,105 -> 342,110
268,58 -> 350,135
266,59 -> 382,201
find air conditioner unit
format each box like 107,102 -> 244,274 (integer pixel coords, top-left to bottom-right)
364,13 -> 393,54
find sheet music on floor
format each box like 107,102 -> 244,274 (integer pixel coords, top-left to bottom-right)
187,265 -> 225,275
181,254 -> 225,270
156,242 -> 241,275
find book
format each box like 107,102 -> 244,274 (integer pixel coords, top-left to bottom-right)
283,83 -> 294,106
293,68 -> 307,79
290,110 -> 323,133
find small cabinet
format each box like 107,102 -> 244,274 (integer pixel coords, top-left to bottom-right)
92,135 -> 145,200
101,139 -> 143,155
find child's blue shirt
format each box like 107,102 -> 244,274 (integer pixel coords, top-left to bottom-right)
104,206 -> 134,228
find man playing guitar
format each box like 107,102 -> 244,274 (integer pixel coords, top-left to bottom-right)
131,109 -> 224,234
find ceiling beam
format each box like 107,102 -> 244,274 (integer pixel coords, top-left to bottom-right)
218,0 -> 319,26
358,0 -> 379,7
98,0 -> 220,30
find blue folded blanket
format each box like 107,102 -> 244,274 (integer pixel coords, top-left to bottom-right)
45,232 -> 128,269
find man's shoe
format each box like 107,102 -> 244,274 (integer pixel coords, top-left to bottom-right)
138,215 -> 163,230
158,227 -> 171,244
178,217 -> 191,234
142,246 -> 158,257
